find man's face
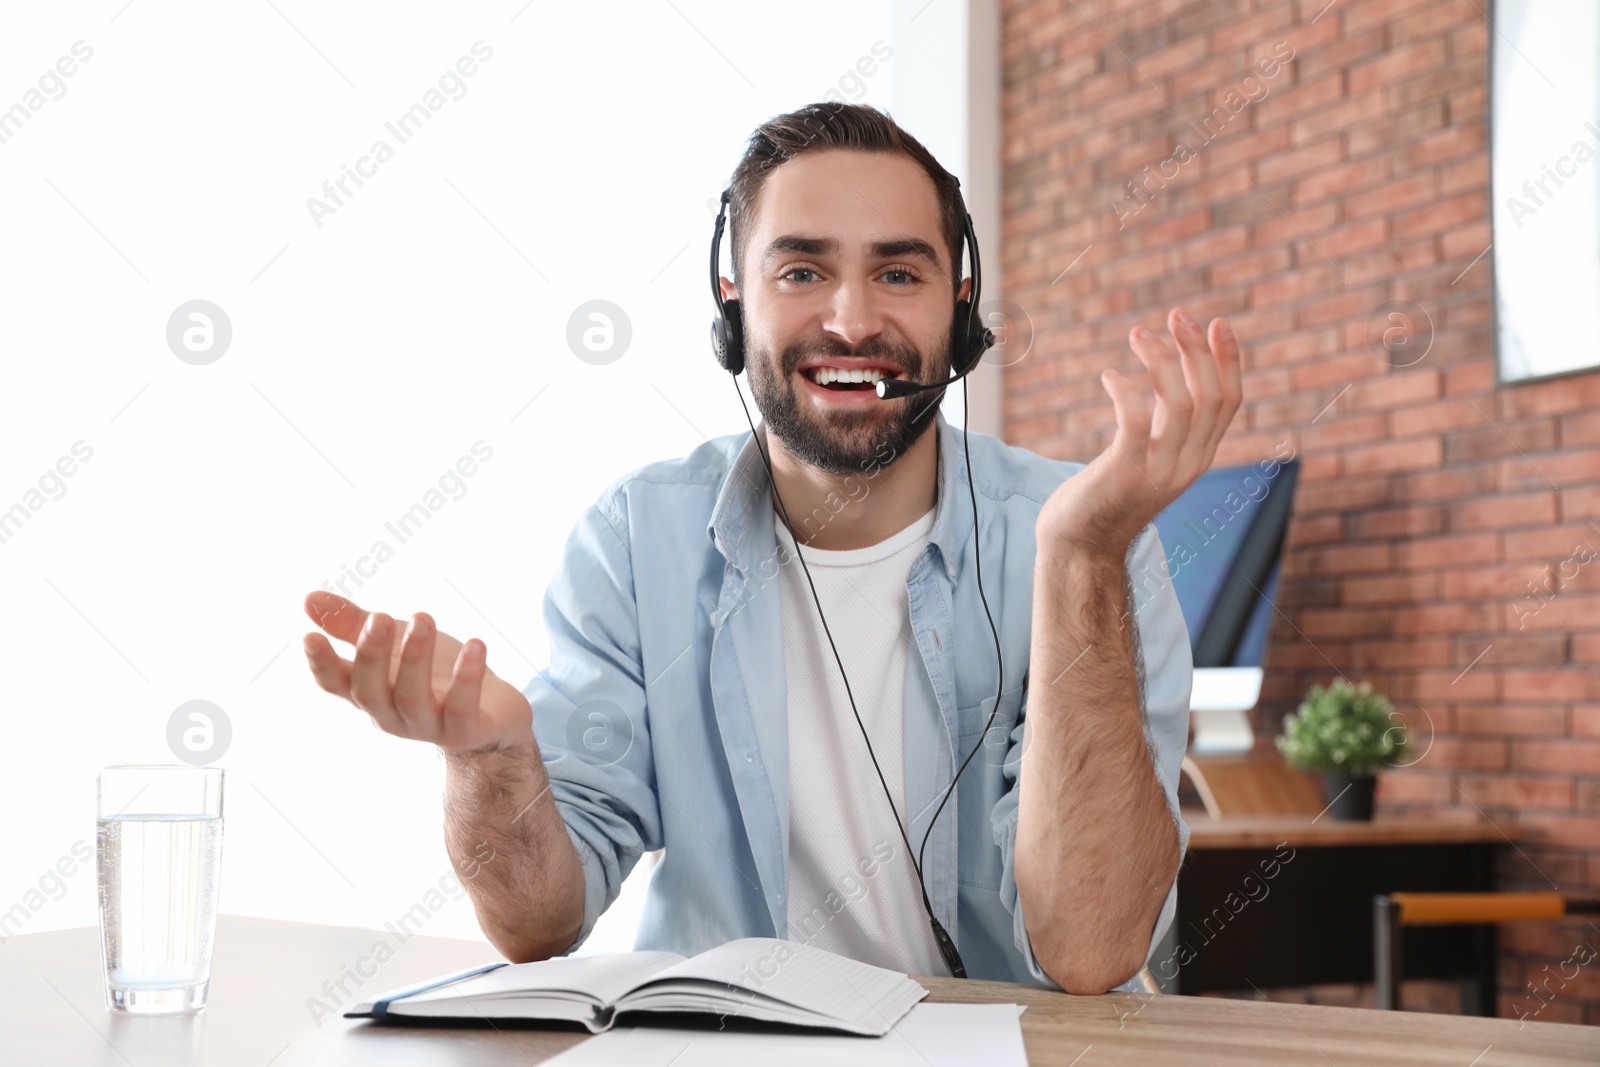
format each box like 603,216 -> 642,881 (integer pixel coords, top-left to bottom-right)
732,149 -> 967,475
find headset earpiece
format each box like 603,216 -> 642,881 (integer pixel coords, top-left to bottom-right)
710,190 -> 746,377
712,297 -> 744,376
950,212 -> 996,379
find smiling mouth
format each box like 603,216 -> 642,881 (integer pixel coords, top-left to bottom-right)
801,367 -> 903,391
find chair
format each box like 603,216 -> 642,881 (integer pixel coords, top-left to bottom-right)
1180,754 -> 1325,818
1372,892 -> 1600,1010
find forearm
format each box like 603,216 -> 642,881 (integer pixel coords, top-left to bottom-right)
443,741 -> 585,963
1016,542 -> 1179,993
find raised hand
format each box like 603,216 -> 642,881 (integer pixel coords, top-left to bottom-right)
1036,306 -> 1243,557
301,590 -> 532,753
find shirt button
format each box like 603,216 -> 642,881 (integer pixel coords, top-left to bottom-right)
745,753 -> 754,763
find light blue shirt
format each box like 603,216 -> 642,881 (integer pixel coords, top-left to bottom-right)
525,410 -> 1193,989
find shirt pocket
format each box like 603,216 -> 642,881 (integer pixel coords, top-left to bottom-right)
954,683 -> 1026,891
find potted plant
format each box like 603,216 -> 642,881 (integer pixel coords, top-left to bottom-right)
1276,679 -> 1409,821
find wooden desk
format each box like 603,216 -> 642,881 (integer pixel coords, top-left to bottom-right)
1,915 -> 1592,1065
1168,814 -> 1517,1012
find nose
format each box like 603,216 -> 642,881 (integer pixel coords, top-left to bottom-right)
820,273 -> 886,350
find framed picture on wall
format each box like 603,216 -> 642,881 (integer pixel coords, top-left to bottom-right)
1490,0 -> 1600,383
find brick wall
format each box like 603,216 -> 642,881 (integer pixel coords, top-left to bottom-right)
998,0 -> 1600,1022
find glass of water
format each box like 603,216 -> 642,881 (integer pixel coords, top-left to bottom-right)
96,764 -> 224,1013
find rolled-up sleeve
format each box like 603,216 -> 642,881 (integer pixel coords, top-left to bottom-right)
523,494 -> 661,954
991,521 -> 1194,990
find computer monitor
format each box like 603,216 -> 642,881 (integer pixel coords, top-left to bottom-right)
1146,456 -> 1300,753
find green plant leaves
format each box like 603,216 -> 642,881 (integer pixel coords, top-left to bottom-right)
1275,678 -> 1410,775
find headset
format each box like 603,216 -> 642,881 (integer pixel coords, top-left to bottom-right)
709,179 -> 1003,979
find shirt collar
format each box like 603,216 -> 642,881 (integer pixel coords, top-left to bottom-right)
706,409 -> 970,585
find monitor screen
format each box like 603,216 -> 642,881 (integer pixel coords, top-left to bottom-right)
1150,457 -> 1299,670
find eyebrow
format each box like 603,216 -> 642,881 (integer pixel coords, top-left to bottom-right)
762,234 -> 946,275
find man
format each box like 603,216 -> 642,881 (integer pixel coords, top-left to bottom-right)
302,102 -> 1241,994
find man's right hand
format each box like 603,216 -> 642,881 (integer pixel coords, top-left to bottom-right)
301,590 -> 532,753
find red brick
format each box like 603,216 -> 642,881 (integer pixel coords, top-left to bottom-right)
1345,437 -> 1442,475
1505,594 -> 1600,635
1290,158 -> 1388,206
1499,372 -> 1600,420
1562,486 -> 1600,520
1502,671 -> 1599,703
1297,475 -> 1393,514
1348,39 -> 1449,95
1394,667 -> 1499,702
1307,542 -> 1395,575
1343,0 -> 1438,33
1344,572 -> 1446,604
1301,287 -> 1392,329
1347,103 -> 1449,158
1422,738 -> 1509,771
1392,2 -> 1480,43
1449,492 -> 1559,532
1302,412 -> 1387,450
1395,603 -> 1496,634
1398,465 -> 1497,502
1498,449 -> 1600,491
1254,132 -> 1343,182
1376,771 -> 1453,805
1398,125 -> 1488,171
1393,397 -> 1483,437
1292,352 -> 1385,392
1316,217 -> 1391,257
1456,772 -> 1574,809
1251,203 -> 1339,247
1456,707 -> 1571,739
1175,225 -> 1251,267
1351,638 -> 1452,669
1344,174 -> 1446,220
1561,410 -> 1600,448
1445,419 -> 1560,465
1392,193 -> 1487,241
1291,91 -> 1388,145
1347,369 -> 1442,411
1250,265 -> 1351,307
1349,504 -> 1446,539
1397,533 -> 1500,569
1503,524 -> 1600,564
1470,633 -> 1570,666
1440,564 -> 1555,601
1576,706 -> 1600,737
1297,607 -> 1397,638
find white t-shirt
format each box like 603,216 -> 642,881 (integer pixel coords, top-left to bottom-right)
775,503 -> 949,976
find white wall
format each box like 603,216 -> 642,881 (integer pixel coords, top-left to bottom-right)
1,1 -> 986,961
892,0 -> 1002,437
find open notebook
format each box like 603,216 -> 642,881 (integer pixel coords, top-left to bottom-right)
345,937 -> 928,1037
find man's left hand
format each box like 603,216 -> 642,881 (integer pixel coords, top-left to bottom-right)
1036,306 -> 1243,557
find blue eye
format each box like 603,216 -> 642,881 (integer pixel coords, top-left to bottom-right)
782,267 -> 819,283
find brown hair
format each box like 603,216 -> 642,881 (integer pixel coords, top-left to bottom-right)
725,101 -> 966,293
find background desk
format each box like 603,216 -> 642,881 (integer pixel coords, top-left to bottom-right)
1,915 -> 1591,1065
1165,814 -> 1514,1012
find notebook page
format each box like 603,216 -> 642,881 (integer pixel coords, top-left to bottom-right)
620,938 -> 926,1032
396,951 -> 686,1009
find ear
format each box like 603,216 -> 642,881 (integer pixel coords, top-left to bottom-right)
956,276 -> 972,304
719,275 -> 740,302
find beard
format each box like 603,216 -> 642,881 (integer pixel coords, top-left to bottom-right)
746,329 -> 949,476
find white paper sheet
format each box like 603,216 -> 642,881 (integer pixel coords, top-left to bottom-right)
541,1002 -> 1029,1067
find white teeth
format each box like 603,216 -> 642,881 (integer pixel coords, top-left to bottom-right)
807,367 -> 889,385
